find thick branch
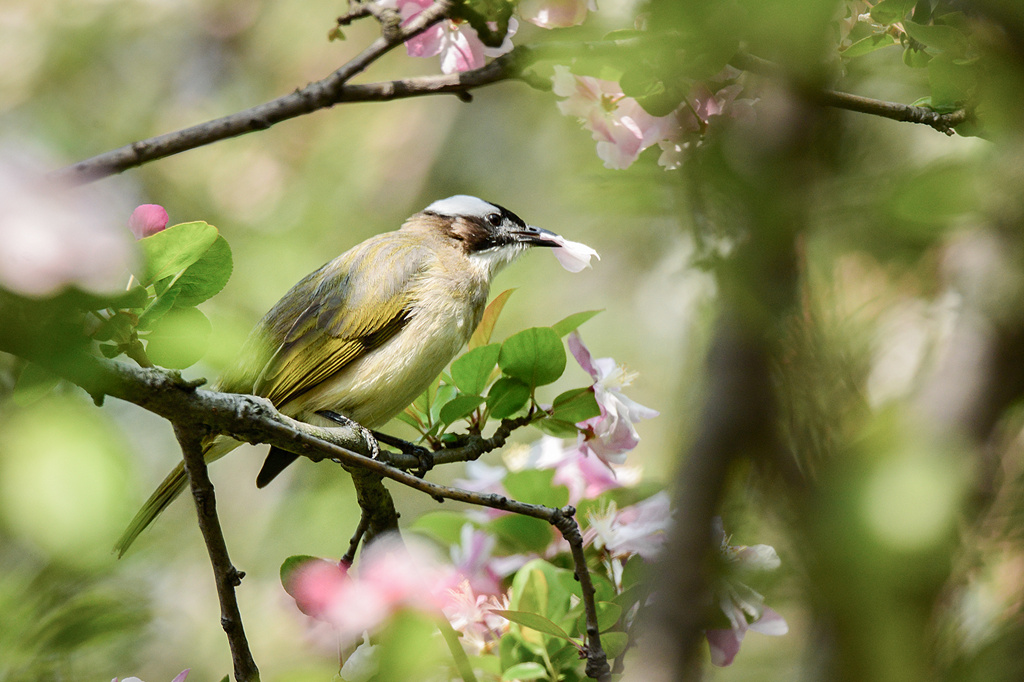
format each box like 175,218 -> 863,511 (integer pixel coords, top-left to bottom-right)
0,335 -> 611,678
176,424 -> 260,682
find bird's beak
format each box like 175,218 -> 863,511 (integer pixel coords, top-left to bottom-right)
510,225 -> 561,248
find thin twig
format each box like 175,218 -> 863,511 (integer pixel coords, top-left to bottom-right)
175,424 -> 260,682
51,35 -> 649,185
52,0 -> 460,185
730,50 -> 969,135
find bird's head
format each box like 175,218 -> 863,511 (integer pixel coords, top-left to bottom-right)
407,195 -> 561,277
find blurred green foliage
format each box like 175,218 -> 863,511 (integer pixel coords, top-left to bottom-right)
3,0 -> 1024,680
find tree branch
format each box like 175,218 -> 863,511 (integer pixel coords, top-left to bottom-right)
814,89 -> 968,135
50,34 -> 650,186
176,424 -> 260,682
730,51 -> 969,135
52,0 -> 461,185
0,332 -> 612,679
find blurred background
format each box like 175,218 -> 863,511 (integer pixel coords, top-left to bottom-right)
2,0 -> 1024,680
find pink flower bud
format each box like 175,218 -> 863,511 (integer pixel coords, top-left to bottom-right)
128,204 -> 169,239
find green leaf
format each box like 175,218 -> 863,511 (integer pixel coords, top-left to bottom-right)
620,68 -> 678,117
409,511 -> 475,546
451,343 -> 501,395
490,515 -> 554,555
551,310 -> 602,337
869,0 -> 916,25
903,46 -> 932,68
513,564 -> 549,622
138,221 -> 219,285
279,554 -> 320,591
903,21 -> 969,56
439,394 -> 486,425
534,418 -> 580,438
499,327 -> 566,388
430,383 -> 458,425
550,387 -> 600,424
492,610 -> 574,643
928,52 -> 975,110
599,631 -> 629,659
144,306 -> 212,369
137,287 -> 180,330
470,289 -> 514,349
106,285 -> 150,310
502,662 -> 548,681
503,469 -> 570,509
487,377 -> 531,419
620,553 -> 647,590
98,343 -> 122,359
168,235 -> 233,307
841,32 -> 897,58
12,362 -> 61,406
92,311 -> 137,343
596,602 -> 623,632
887,160 -> 980,225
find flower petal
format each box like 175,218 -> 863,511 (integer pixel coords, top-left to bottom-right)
706,628 -> 743,666
128,204 -> 169,239
749,607 -> 789,636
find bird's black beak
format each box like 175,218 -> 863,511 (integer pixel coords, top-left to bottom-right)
510,225 -> 561,248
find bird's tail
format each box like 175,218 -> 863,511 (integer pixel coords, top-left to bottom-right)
114,436 -> 240,557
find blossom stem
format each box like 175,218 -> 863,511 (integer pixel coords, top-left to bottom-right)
437,617 -> 479,682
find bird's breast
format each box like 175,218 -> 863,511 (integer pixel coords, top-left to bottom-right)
290,270 -> 489,428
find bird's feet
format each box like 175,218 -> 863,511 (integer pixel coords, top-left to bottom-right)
372,431 -> 435,478
316,410 -> 380,459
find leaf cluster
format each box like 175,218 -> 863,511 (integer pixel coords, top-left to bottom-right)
843,0 -> 980,118
94,221 -> 233,369
398,291 -> 602,447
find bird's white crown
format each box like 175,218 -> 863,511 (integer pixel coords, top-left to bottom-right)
424,195 -> 499,220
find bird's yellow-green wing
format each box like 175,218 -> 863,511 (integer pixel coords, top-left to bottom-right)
229,233 -> 433,408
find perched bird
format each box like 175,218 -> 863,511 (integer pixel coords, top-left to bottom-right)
115,196 -> 566,556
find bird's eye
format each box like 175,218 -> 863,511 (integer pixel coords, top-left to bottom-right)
486,213 -> 502,227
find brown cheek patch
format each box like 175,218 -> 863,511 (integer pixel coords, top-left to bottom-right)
450,218 -> 493,254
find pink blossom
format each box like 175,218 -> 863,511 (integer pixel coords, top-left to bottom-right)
128,204 -> 169,239
397,0 -> 516,74
452,460 -> 511,520
449,523 -> 527,594
112,671 -> 189,682
442,581 -> 512,655
569,331 -> 659,466
585,492 -> 672,560
0,148 -> 137,297
552,66 -> 677,170
521,435 -> 628,504
658,80 -> 758,170
286,534 -> 460,644
520,0 -> 597,28
705,518 -> 788,666
453,460 -> 507,495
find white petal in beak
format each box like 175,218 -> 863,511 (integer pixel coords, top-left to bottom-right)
542,230 -> 600,273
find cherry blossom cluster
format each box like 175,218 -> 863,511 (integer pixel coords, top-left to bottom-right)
111,671 -> 189,682
552,66 -> 757,170
384,0 -> 596,74
705,517 -> 789,666
385,0 -> 756,170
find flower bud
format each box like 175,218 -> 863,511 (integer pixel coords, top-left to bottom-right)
128,204 -> 169,239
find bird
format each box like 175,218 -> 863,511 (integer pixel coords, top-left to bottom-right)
114,195 -> 563,556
